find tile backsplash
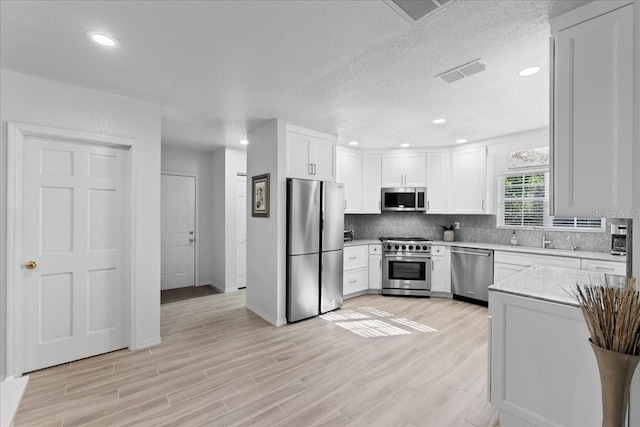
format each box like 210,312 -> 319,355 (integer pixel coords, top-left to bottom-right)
344,212 -> 628,254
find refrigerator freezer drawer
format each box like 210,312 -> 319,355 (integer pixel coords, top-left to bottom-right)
321,250 -> 343,313
287,253 -> 320,322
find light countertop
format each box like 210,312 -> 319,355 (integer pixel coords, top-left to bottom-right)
431,241 -> 626,263
344,239 -> 625,263
344,239 -> 381,247
488,265 -> 627,306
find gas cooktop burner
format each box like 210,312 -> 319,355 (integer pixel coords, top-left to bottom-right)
379,237 -> 432,242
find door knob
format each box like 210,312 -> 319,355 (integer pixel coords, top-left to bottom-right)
189,237 -> 196,243
25,260 -> 37,270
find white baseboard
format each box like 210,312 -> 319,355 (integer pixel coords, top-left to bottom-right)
211,282 -> 225,293
245,302 -> 285,327
1,375 -> 29,427
131,337 -> 161,351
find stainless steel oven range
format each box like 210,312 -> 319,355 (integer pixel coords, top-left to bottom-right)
381,237 -> 432,297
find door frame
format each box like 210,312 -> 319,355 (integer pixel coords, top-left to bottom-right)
6,122 -> 137,377
160,171 -> 199,287
236,172 -> 247,289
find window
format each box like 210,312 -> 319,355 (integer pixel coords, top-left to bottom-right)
497,171 -> 604,231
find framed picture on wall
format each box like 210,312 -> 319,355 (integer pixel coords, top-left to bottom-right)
251,173 -> 270,218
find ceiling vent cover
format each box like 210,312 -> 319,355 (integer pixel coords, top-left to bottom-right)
437,59 -> 487,84
384,0 -> 453,23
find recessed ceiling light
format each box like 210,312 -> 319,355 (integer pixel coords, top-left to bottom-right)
518,66 -> 541,77
87,31 -> 119,48
239,139 -> 248,146
348,141 -> 359,146
432,118 -> 446,124
400,143 -> 410,148
456,139 -> 468,144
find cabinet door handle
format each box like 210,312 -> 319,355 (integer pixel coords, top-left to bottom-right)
595,266 -> 615,271
309,163 -> 313,175
380,259 -> 382,269
431,260 -> 434,271
314,164 -> 317,175
348,280 -> 357,284
378,201 -> 381,210
344,200 -> 347,209
348,256 -> 357,260
482,200 -> 486,210
427,200 -> 430,210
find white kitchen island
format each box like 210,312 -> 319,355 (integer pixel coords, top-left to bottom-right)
488,266 -> 640,427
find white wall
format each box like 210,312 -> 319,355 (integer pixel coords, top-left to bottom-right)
211,147 -> 247,292
161,146 -> 215,285
633,0 -> 639,279
211,149 -> 226,290
246,119 -> 287,326
0,70 -> 162,378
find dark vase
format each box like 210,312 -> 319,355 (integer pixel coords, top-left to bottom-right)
589,339 -> 640,427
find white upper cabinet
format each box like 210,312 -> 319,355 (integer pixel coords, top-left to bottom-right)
336,151 -> 381,215
336,148 -> 362,213
381,153 -> 426,187
362,154 -> 382,214
451,147 -> 487,214
425,152 -> 451,214
286,125 -> 336,182
550,2 -> 634,218
381,154 -> 404,187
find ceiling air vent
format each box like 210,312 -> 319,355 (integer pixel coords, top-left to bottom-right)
384,0 -> 454,24
437,59 -> 487,84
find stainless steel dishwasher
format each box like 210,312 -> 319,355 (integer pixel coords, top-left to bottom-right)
451,247 -> 494,303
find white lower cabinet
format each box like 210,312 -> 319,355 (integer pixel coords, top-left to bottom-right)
494,251 -> 626,283
343,245 -> 368,297
343,268 -> 368,296
489,291 -> 604,426
430,245 -> 451,293
581,259 -> 626,276
368,244 -> 382,290
494,251 -> 581,270
494,263 -> 528,283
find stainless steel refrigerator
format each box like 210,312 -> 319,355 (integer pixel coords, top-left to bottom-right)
286,179 -> 344,323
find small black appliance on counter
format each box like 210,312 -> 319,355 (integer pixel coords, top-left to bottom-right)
611,224 -> 627,255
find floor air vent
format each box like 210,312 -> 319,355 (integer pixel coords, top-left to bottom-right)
437,59 -> 487,84
384,0 -> 453,24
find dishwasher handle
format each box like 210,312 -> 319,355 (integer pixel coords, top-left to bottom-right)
451,250 -> 492,257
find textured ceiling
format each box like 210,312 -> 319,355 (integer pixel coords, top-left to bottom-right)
0,0 -> 591,150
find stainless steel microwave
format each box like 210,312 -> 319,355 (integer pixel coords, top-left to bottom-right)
381,187 -> 426,212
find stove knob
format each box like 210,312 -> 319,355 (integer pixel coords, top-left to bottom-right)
401,245 -> 406,250
408,245 -> 414,250
422,245 -> 428,250
395,245 -> 400,250
387,244 -> 392,250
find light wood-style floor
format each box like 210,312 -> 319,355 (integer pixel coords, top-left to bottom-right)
15,291 -> 499,426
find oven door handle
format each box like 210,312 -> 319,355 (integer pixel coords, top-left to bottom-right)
384,254 -> 432,259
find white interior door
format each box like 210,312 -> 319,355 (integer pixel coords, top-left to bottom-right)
22,136 -> 129,372
161,174 -> 196,290
237,175 -> 247,289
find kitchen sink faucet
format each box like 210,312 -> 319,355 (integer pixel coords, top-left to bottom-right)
567,235 -> 578,251
533,226 -> 551,249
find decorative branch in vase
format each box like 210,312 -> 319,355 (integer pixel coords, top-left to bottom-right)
575,277 -> 640,427
440,224 -> 455,242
